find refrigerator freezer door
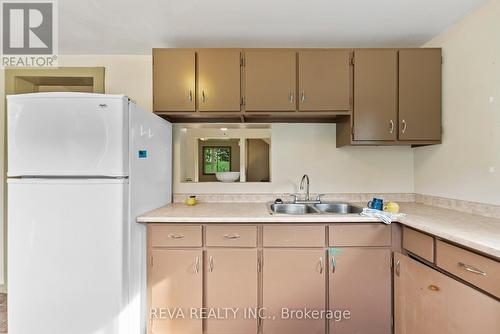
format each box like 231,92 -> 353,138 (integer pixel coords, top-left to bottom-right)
7,93 -> 129,177
8,178 -> 129,334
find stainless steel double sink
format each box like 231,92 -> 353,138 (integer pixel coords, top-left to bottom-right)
268,202 -> 363,215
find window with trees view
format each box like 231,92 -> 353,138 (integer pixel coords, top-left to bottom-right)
203,146 -> 231,175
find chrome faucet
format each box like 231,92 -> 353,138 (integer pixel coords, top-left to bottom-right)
300,174 -> 310,201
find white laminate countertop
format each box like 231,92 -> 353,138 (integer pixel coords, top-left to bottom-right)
138,202 -> 500,259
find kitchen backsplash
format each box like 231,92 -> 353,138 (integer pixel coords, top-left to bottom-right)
173,193 -> 416,204
415,194 -> 500,220
173,192 -> 500,220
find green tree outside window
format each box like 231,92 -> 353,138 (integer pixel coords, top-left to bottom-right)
203,146 -> 231,174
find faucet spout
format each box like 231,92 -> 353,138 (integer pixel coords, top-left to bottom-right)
300,174 -> 310,201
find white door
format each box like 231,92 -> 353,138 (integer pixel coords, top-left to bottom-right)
8,178 -> 129,334
7,93 -> 129,177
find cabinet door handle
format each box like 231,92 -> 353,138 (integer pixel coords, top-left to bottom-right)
401,120 -> 407,134
289,92 -> 294,103
330,256 -> 336,274
458,262 -> 487,276
168,233 -> 185,239
223,233 -> 241,239
318,257 -> 324,274
395,259 -> 401,277
301,91 -> 306,103
188,90 -> 193,102
195,256 -> 200,274
201,90 -> 206,103
209,256 -> 214,272
389,120 -> 395,134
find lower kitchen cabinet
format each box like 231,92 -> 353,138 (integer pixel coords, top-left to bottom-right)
205,249 -> 258,334
150,249 -> 203,334
329,248 -> 392,334
394,252 -> 500,334
262,249 -> 326,334
147,224 -> 397,334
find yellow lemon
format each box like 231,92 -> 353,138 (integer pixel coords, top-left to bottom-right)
384,202 -> 400,213
185,196 -> 197,206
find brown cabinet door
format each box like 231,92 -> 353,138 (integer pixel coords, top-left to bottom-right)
394,252 -> 500,334
244,50 -> 296,111
205,249 -> 258,334
329,248 -> 392,334
153,49 -> 196,112
150,249 -> 202,334
298,50 -> 351,111
262,249 -> 326,334
198,50 -> 241,112
353,50 -> 398,141
399,49 -> 442,141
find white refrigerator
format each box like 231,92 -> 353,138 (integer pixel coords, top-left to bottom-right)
7,93 -> 172,334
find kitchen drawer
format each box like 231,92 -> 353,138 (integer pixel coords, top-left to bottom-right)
436,240 -> 500,298
205,225 -> 257,247
263,225 -> 325,247
329,224 -> 391,247
150,225 -> 202,247
403,227 -> 435,263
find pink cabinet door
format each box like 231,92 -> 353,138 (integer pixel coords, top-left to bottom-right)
394,252 -> 500,334
150,249 -> 202,334
329,248 -> 392,334
205,249 -> 258,334
262,249 -> 326,334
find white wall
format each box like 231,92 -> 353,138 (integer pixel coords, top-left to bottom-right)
58,55 -> 153,110
415,0 -> 500,205
174,123 -> 414,194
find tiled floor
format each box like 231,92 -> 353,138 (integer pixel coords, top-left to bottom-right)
0,293 -> 6,333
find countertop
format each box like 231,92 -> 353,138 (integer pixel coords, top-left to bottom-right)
138,202 -> 500,259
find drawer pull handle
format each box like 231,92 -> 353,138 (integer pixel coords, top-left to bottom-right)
458,262 -> 487,276
223,234 -> 241,239
428,284 -> 440,292
168,233 -> 185,239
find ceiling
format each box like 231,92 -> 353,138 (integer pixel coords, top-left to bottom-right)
58,0 -> 487,54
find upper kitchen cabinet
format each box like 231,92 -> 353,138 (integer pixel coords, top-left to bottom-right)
244,50 -> 297,111
198,49 -> 242,112
352,49 -> 398,141
399,49 -> 442,141
153,49 -> 196,112
298,50 -> 351,111
337,48 -> 442,146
